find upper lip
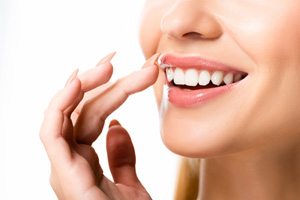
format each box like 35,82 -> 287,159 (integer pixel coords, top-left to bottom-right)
158,53 -> 247,74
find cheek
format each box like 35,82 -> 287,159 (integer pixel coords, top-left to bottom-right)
139,17 -> 160,57
139,3 -> 163,58
233,5 -> 300,137
139,0 -> 174,58
229,5 -> 300,65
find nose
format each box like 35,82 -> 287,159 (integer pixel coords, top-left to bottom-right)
160,1 -> 222,41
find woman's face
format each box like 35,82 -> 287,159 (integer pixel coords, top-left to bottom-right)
140,0 -> 300,157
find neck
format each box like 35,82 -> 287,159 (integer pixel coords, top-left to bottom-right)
198,139 -> 300,200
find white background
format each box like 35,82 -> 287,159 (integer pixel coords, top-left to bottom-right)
1,0 -> 178,199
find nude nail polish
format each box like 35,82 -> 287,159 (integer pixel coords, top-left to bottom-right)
65,69 -> 79,87
143,53 -> 160,68
96,52 -> 116,66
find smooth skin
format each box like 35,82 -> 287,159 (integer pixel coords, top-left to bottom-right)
40,53 -> 159,200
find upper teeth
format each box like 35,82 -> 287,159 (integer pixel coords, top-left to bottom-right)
166,68 -> 244,86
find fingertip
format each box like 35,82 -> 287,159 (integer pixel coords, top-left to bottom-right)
102,62 -> 114,78
66,76 -> 82,92
80,62 -> 114,92
109,119 -> 121,128
142,63 -> 159,85
52,77 -> 82,111
96,51 -> 116,66
151,62 -> 160,79
65,69 -> 79,87
106,123 -> 130,149
142,53 -> 160,68
106,124 -> 145,188
94,61 -> 114,82
106,124 -> 135,167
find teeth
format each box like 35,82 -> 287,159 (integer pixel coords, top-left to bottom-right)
198,70 -> 211,86
166,68 -> 174,82
166,67 -> 245,87
223,72 -> 234,85
173,68 -> 185,85
185,69 -> 198,86
211,71 -> 224,86
234,73 -> 243,82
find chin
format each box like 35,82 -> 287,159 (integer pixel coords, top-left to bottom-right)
159,106 -> 245,158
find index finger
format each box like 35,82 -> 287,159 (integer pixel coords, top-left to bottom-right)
74,54 -> 159,145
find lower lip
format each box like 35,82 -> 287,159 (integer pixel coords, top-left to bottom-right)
168,83 -> 235,107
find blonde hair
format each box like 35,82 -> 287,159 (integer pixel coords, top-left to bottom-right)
174,158 -> 201,200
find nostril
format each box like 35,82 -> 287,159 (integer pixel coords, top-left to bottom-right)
182,32 -> 203,40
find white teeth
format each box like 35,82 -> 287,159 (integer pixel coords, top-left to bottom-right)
211,71 -> 224,86
166,68 -> 174,82
166,67 -> 245,87
198,70 -> 211,86
223,72 -> 233,85
173,68 -> 185,85
185,69 -> 198,86
234,73 -> 243,82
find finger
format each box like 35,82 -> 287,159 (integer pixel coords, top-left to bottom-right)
106,120 -> 145,191
74,53 -> 160,145
40,75 -> 82,164
78,52 -> 115,92
67,53 -> 115,120
65,90 -> 84,118
70,82 -> 114,123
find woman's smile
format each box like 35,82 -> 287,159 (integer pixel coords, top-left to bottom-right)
158,54 -> 248,107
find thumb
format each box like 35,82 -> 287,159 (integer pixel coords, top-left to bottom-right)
106,120 -> 145,190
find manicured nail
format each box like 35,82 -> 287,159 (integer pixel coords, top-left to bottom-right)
65,69 -> 79,87
96,52 -> 116,66
143,53 -> 160,68
109,119 -> 121,128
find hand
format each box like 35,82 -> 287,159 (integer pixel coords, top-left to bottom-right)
40,53 -> 159,200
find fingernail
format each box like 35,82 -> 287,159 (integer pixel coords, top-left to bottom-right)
109,119 -> 121,128
142,53 -> 160,68
65,69 -> 79,87
96,52 -> 116,66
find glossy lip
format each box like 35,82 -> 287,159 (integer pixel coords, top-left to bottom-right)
159,54 -> 248,107
158,53 -> 247,73
168,82 -> 238,107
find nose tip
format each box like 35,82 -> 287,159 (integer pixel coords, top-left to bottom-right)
160,2 -> 222,41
